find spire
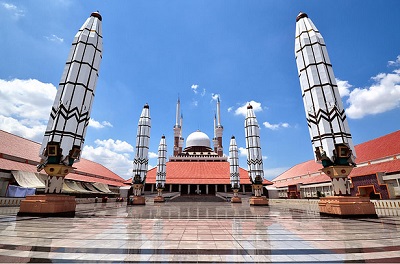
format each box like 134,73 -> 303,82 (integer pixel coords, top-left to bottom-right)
217,96 -> 221,127
213,113 -> 217,138
175,97 -> 180,127
180,113 -> 183,135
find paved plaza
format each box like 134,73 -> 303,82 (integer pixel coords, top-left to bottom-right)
1,199 -> 400,263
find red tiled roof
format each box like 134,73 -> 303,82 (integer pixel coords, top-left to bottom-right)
0,130 -> 125,186
272,130 -> 400,188
350,159 -> 400,177
355,130 -> 400,162
144,161 -> 273,185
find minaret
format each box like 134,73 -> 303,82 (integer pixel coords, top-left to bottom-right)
179,114 -> 184,153
213,114 -> 218,153
19,12 -> 103,216
295,12 -> 375,216
173,98 -> 181,156
229,136 -> 241,203
215,97 -> 224,156
130,104 -> 151,205
154,135 -> 167,203
245,104 -> 268,205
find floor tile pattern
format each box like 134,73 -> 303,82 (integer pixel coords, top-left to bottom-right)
0,200 -> 400,263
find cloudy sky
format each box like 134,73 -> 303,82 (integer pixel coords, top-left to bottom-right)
1,1 -> 399,180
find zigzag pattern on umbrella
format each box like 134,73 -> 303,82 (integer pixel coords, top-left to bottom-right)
50,105 -> 90,124
307,106 -> 346,125
133,158 -> 148,165
156,172 -> 166,177
247,159 -> 263,166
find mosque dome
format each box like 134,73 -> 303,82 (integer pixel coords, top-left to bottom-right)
186,130 -> 211,148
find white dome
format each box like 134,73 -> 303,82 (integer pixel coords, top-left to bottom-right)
186,130 -> 211,148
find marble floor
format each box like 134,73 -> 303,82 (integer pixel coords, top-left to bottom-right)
0,200 -> 400,263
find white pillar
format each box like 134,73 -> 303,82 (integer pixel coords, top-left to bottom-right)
169,184 -> 172,192
197,185 -> 199,194
242,185 -> 245,194
206,185 -> 209,194
215,184 -> 217,193
151,184 -> 154,193
224,185 -> 227,193
179,184 -> 181,192
188,184 -> 190,194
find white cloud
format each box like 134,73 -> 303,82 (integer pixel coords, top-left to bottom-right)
1,2 -> 24,19
0,78 -> 112,142
88,118 -> 113,129
343,69 -> 400,119
211,93 -> 220,101
0,78 -> 56,142
336,78 -> 351,97
264,167 -> 290,181
238,147 -> 266,161
45,34 -> 64,43
82,144 -> 133,179
234,100 -> 263,117
388,55 -> 400,67
227,107 -> 233,112
94,139 -> 133,153
148,152 -> 158,159
192,100 -> 198,107
201,88 -> 206,96
238,147 -> 247,157
263,121 -> 290,130
191,84 -> 199,94
0,115 -> 46,143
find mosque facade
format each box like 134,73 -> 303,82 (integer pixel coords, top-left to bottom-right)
144,99 -> 272,196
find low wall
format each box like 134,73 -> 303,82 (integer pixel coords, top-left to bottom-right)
269,198 -> 400,217
0,198 -> 24,207
0,197 -> 122,207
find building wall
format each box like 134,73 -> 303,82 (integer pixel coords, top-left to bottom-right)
351,174 -> 390,199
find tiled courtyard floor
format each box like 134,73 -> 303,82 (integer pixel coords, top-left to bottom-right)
0,200 -> 400,263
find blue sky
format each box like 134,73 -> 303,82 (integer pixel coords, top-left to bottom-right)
1,1 -> 399,180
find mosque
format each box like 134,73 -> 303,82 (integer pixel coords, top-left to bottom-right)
143,98 -> 272,196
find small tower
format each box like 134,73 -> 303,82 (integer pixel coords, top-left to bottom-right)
173,98 -> 181,156
215,97 -> 224,157
213,114 -> 218,153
